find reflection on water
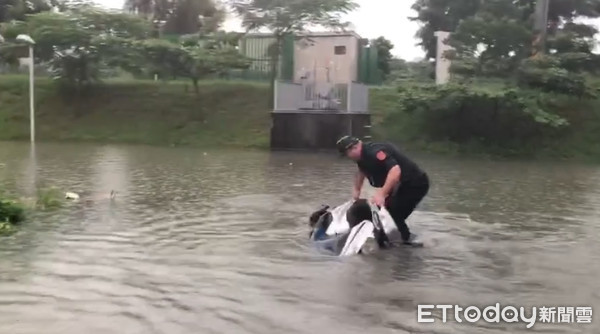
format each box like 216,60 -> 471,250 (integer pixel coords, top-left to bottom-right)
0,142 -> 599,334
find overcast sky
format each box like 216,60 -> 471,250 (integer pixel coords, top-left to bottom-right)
93,0 -> 426,60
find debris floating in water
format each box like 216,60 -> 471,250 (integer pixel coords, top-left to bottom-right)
65,192 -> 80,200
66,191 -> 116,201
203,152 -> 208,156
289,162 -> 293,166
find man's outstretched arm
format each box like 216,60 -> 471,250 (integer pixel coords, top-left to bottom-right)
353,169 -> 366,199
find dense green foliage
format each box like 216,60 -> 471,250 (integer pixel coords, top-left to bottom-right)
0,186 -> 68,235
444,1 -> 600,91
36,187 -> 64,210
371,82 -> 600,159
371,36 -> 394,80
0,198 -> 26,224
0,4 -> 251,93
380,0 -> 600,158
0,0 -> 60,23
123,0 -> 225,35
0,195 -> 26,236
386,59 -> 435,84
411,0 -> 600,86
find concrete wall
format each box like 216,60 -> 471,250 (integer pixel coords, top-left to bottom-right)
274,81 -> 303,110
294,34 -> 359,84
275,81 -> 369,112
270,111 -> 371,150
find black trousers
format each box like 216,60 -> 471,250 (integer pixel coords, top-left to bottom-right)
384,173 -> 430,242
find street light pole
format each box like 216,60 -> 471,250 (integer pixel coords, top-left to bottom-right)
16,34 -> 36,143
28,44 -> 35,143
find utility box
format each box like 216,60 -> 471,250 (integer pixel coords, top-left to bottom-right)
239,31 -> 382,85
239,31 -> 376,151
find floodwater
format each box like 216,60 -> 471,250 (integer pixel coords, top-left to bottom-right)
0,142 -> 599,334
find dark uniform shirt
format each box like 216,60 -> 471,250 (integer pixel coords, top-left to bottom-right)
357,142 -> 425,188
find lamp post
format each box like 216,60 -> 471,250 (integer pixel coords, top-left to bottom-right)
16,34 -> 36,143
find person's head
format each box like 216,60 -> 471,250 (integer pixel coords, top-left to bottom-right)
336,135 -> 362,161
346,199 -> 372,227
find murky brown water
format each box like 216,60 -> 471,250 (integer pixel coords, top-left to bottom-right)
0,142 -> 599,334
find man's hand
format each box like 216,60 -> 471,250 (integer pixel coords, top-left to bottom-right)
371,191 -> 386,207
352,188 -> 361,201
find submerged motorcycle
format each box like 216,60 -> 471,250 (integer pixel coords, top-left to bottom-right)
308,199 -> 401,256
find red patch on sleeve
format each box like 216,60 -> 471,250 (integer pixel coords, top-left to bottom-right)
376,151 -> 386,161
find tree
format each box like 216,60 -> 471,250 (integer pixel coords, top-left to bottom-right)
3,6 -> 153,91
409,0 -> 480,60
124,0 -> 224,35
0,0 -> 60,23
138,33 -> 250,92
123,0 -> 163,20
163,0 -> 225,35
411,0 -> 600,95
229,0 -> 359,107
445,1 -> 532,78
386,58 -> 435,83
370,36 -> 394,80
2,2 -> 249,93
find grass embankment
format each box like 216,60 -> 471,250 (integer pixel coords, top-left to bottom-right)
2,75 -> 600,161
0,75 -> 271,148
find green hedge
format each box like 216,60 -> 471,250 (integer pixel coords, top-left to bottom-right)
374,83 -> 600,158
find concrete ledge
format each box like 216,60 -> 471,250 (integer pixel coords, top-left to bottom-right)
273,109 -> 368,114
270,110 -> 371,150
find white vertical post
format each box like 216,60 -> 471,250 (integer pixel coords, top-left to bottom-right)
273,80 -> 278,111
434,31 -> 452,85
29,45 -> 35,143
347,82 -> 353,113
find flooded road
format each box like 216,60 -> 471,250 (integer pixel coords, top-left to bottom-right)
0,142 -> 599,334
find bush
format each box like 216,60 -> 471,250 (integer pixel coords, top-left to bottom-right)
380,83 -> 579,154
517,56 -> 596,97
0,221 -> 17,235
0,199 -> 26,225
0,187 -> 65,236
36,187 -> 64,210
0,190 -> 26,235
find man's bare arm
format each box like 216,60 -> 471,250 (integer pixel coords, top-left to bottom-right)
379,165 -> 401,197
353,170 -> 366,197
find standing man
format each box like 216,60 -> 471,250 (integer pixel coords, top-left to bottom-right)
336,135 -> 430,244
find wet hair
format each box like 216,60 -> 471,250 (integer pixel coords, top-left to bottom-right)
309,205 -> 330,227
346,199 -> 373,228
308,205 -> 332,239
